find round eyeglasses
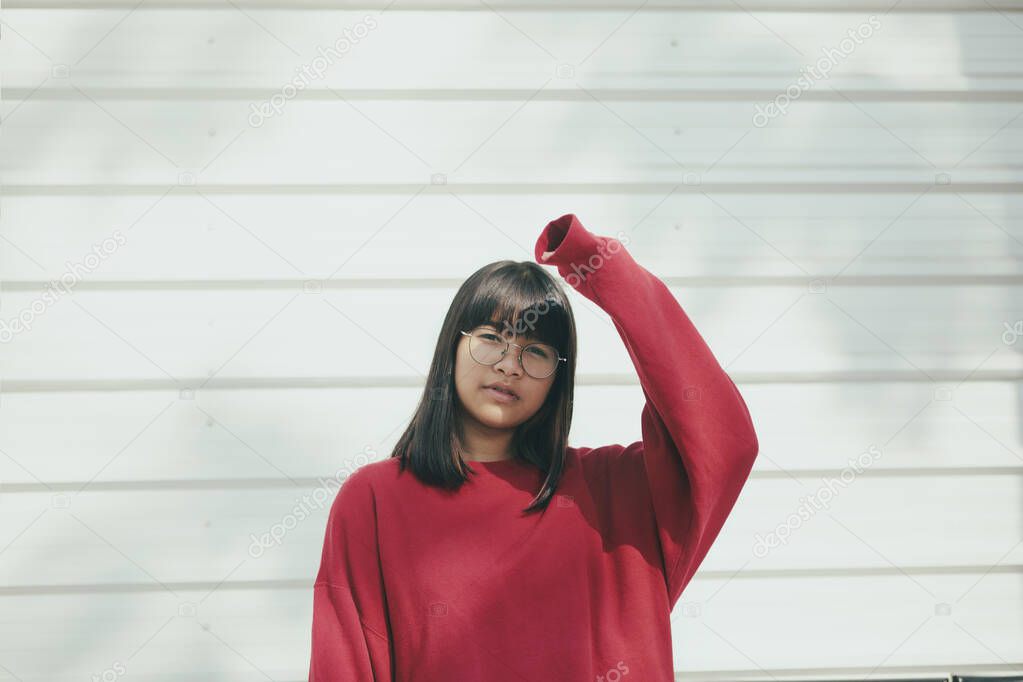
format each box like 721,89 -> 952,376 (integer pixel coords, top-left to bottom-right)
460,327 -> 567,379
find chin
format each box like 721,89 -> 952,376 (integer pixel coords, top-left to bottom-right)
474,405 -> 525,428
477,405 -> 517,422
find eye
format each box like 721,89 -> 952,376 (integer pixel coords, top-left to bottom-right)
479,332 -> 502,342
526,345 -> 550,358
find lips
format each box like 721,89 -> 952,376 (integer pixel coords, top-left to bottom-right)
484,383 -> 519,399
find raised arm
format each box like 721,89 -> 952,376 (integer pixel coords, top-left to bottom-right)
535,213 -> 759,604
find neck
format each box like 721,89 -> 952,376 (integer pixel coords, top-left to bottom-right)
457,411 -> 516,462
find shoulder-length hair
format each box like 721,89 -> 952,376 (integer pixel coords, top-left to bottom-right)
389,259 -> 577,513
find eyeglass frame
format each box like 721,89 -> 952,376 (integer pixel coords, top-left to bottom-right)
459,327 -> 568,379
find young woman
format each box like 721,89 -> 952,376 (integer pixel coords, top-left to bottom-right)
308,213 -> 760,681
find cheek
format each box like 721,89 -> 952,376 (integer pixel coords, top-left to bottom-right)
522,379 -> 555,407
453,343 -> 481,392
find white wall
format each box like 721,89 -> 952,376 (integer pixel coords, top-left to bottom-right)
1,1 -> 1021,680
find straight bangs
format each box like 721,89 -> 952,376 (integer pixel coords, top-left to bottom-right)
461,265 -> 572,360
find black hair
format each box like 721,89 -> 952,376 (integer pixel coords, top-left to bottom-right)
388,259 -> 577,512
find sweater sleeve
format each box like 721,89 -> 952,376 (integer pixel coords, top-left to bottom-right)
534,213 -> 760,606
309,466 -> 394,681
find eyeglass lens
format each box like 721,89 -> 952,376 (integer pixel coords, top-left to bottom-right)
468,328 -> 558,379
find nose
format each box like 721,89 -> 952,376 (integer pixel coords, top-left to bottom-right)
493,342 -> 524,377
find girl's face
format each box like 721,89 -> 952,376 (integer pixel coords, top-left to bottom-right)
453,322 -> 558,430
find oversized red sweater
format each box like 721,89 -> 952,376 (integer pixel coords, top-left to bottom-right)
308,213 -> 760,681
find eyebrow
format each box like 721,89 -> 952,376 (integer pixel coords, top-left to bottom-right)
476,322 -> 544,343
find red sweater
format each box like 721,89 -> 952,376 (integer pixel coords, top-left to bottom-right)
308,213 -> 760,681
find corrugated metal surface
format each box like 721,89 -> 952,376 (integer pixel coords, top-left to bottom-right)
1,1 -> 1021,679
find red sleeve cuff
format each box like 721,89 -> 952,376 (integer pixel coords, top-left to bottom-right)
533,213 -> 603,270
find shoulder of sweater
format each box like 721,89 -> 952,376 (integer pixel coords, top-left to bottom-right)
327,458 -> 393,516
321,460 -> 406,540
337,457 -> 399,493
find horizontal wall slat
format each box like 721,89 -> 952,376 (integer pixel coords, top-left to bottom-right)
3,9 -> 1023,91
2,100 -> 1020,185
0,381 -> 1019,486
6,0 -> 1023,9
1,194 -> 1021,280
0,574 -> 1016,680
0,476 -> 1020,587
7,88 -> 1023,101
1,285 -> 1019,381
